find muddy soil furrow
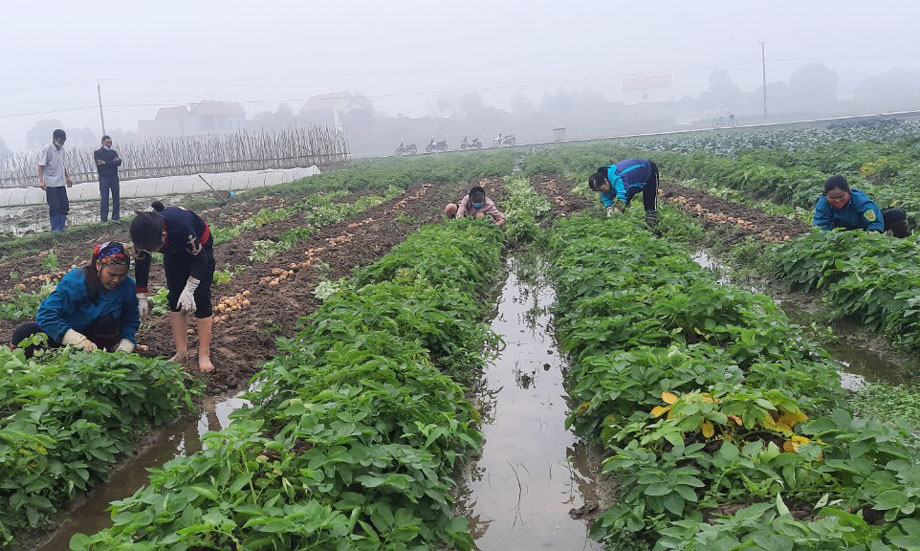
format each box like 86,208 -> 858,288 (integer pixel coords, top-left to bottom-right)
528,175 -> 810,244
0,191 -> 374,296
659,181 -> 810,243
142,180 -> 502,395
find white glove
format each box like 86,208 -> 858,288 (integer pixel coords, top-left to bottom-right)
177,277 -> 200,313
606,206 -> 613,217
137,293 -> 149,318
115,339 -> 135,353
62,328 -> 97,352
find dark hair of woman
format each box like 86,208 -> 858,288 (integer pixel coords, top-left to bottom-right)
824,175 -> 850,193
130,201 -> 167,251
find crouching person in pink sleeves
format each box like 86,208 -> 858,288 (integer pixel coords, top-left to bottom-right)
444,185 -> 505,227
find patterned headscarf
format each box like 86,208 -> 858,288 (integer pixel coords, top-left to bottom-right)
92,241 -> 130,266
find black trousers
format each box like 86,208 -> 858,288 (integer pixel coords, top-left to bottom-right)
882,208 -> 911,238
99,175 -> 120,222
625,161 -> 660,213
12,314 -> 121,357
164,241 -> 215,318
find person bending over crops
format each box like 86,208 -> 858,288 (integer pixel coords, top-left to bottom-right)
588,158 -> 660,228
814,175 -> 910,237
444,185 -> 506,226
10,241 -> 138,356
131,201 -> 216,373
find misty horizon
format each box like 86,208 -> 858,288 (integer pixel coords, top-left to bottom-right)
2,0 -> 918,153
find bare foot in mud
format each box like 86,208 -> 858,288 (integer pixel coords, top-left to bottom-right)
198,355 -> 214,373
168,352 -> 188,365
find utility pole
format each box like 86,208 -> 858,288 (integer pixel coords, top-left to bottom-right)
759,39 -> 767,118
97,81 -> 106,135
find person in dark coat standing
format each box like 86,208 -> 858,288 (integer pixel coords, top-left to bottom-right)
94,135 -> 122,222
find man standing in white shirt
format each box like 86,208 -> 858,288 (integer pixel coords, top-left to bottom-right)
37,129 -> 73,232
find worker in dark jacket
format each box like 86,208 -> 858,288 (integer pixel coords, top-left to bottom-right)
814,176 -> 885,233
588,158 -> 660,228
131,201 -> 216,373
11,241 -> 138,356
94,135 -> 122,222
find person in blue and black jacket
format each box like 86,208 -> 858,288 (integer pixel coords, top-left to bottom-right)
131,201 -> 216,373
588,158 -> 660,228
11,241 -> 139,356
814,175 -> 911,238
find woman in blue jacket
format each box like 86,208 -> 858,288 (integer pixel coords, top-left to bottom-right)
130,201 -> 215,373
588,158 -> 660,228
11,241 -> 139,355
814,176 -> 910,237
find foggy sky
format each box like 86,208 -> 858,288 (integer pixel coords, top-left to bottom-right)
1,0 -> 918,150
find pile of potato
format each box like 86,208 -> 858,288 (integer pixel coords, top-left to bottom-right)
389,183 -> 432,212
213,290 -> 252,323
346,217 -> 376,230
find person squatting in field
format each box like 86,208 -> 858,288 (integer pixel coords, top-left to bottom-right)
814,175 -> 911,238
444,185 -> 506,226
11,241 -> 138,356
131,201 -> 216,373
588,158 -> 660,227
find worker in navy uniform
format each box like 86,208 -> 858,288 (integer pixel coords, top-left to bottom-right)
130,201 -> 216,372
814,175 -> 910,237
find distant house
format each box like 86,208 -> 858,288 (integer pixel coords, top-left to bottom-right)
138,100 -> 247,138
299,92 -> 356,130
622,74 -> 673,105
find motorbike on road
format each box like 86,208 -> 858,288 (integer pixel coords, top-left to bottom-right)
395,142 -> 417,156
460,136 -> 482,150
425,138 -> 449,153
492,133 -> 517,146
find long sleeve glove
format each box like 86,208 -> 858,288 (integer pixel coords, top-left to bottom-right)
115,339 -> 135,353
177,277 -> 200,313
137,293 -> 149,318
62,328 -> 97,352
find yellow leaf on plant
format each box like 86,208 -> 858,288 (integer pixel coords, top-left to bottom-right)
778,411 -> 808,427
727,415 -> 743,426
783,435 -> 811,453
701,421 -> 715,438
651,405 -> 671,418
661,392 -> 678,405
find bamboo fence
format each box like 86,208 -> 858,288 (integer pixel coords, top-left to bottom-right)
0,125 -> 349,188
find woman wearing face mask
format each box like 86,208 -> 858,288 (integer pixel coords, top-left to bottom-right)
10,241 -> 139,356
130,201 -> 216,372
444,185 -> 506,226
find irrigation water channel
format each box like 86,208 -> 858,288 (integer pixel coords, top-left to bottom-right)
31,395 -> 248,551
458,254 -> 604,550
28,249 -> 918,550
691,250 -> 920,387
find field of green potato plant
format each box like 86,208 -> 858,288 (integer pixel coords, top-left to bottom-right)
5,120 -> 920,551
0,348 -> 196,546
69,218 -> 505,550
548,213 -> 920,550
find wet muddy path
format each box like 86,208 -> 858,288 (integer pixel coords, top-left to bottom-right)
27,394 -> 248,551
457,254 -> 605,550
691,249 -> 920,388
